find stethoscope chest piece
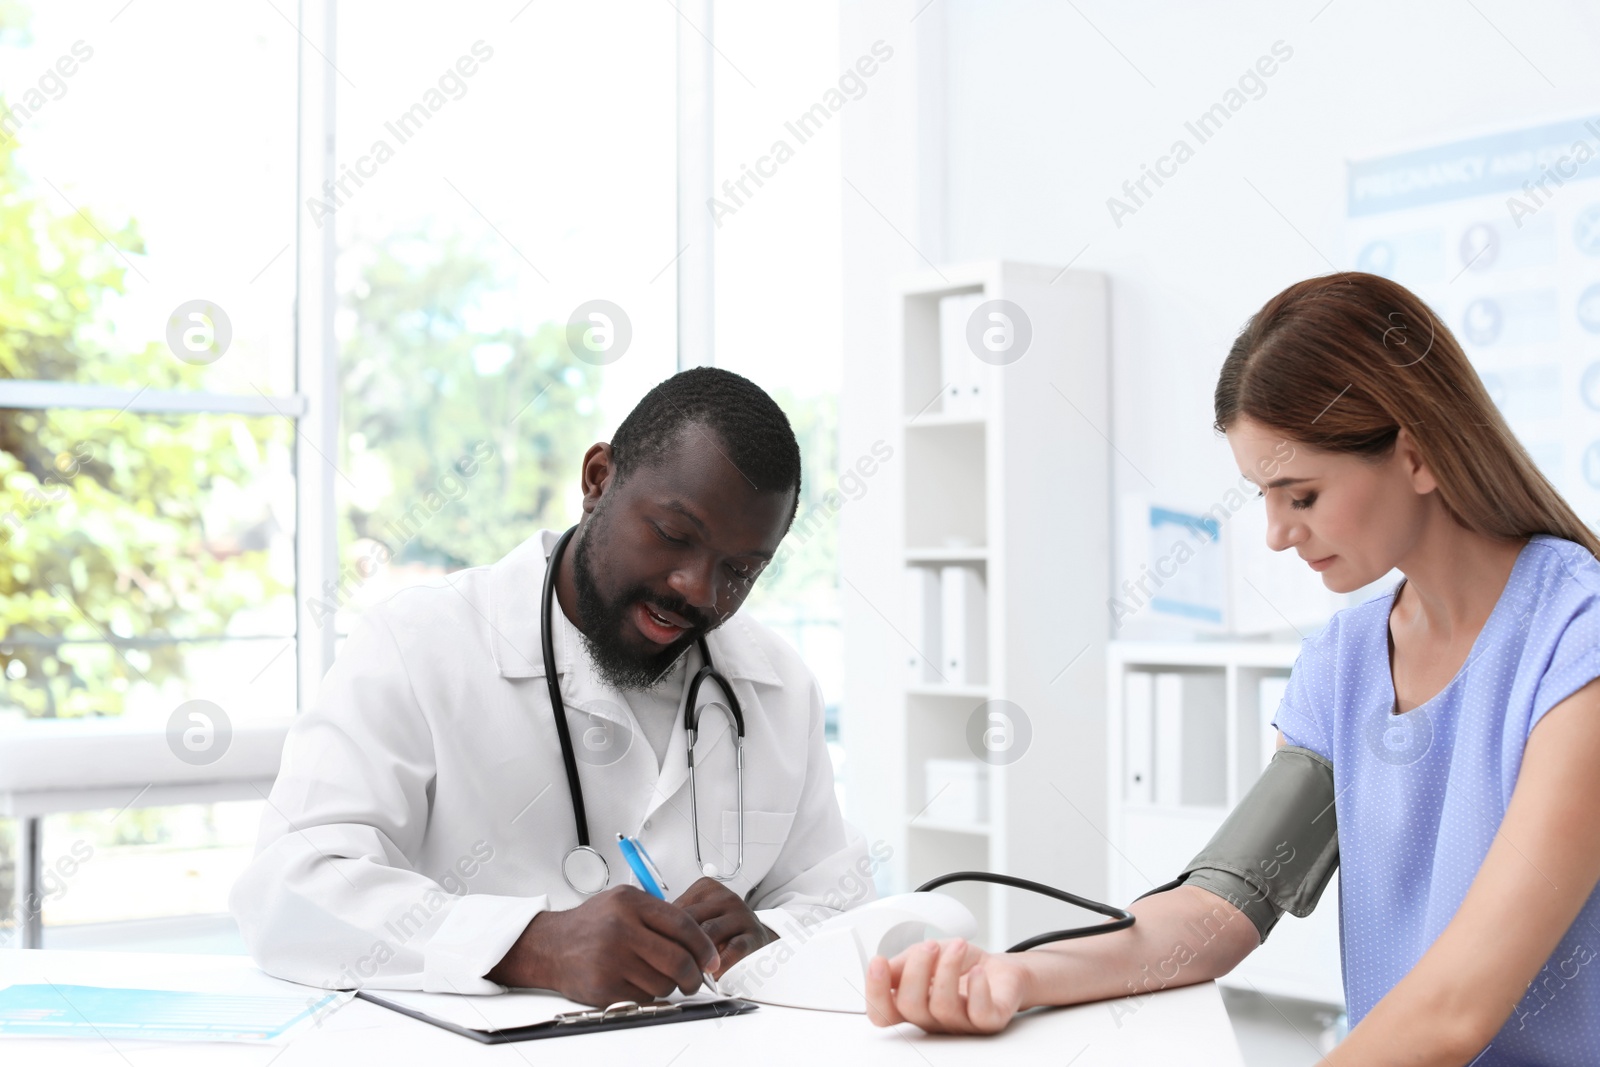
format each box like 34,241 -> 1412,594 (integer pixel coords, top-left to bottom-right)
562,844 -> 610,897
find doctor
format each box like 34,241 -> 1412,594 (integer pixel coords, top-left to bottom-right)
231,367 -> 872,1006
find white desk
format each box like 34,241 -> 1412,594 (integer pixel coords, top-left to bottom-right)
0,950 -> 1246,1065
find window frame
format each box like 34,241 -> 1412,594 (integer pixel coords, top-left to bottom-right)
0,0 -> 715,715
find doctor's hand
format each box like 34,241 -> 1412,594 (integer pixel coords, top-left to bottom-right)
487,885 -> 720,1006
673,877 -> 775,977
864,938 -> 1031,1035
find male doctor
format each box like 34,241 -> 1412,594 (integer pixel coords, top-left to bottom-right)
231,368 -> 874,1006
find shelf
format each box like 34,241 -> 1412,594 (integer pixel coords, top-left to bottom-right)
904,423 -> 986,547
907,684 -> 990,700
905,547 -> 988,564
1109,640 -> 1299,670
907,818 -> 992,836
906,411 -> 987,429
859,259 -> 1110,954
892,264 -> 991,298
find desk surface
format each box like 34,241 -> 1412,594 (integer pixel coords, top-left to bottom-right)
0,950 -> 1246,1066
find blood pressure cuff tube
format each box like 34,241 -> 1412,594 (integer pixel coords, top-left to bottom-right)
1165,746 -> 1340,943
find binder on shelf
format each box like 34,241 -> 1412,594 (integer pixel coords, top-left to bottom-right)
904,566 -> 943,683
1123,672 -> 1154,804
1258,674 -> 1290,771
937,292 -> 987,417
1152,673 -> 1184,806
939,564 -> 987,686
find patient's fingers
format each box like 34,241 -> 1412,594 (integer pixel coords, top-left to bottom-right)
965,965 -> 1002,1033
864,956 -> 905,1027
870,941 -> 1005,1035
927,939 -> 979,1030
894,940 -> 941,1025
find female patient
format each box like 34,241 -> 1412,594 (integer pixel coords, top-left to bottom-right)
866,272 -> 1600,1066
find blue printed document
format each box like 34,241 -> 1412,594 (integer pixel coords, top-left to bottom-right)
0,984 -> 350,1042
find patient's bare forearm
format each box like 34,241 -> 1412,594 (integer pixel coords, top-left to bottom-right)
1019,885 -> 1258,1010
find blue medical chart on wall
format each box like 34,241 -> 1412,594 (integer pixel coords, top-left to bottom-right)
1146,506 -> 1225,625
1345,116 -> 1600,526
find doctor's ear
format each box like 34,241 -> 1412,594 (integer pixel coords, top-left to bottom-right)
579,443 -> 619,514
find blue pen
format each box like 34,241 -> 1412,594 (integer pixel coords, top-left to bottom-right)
616,833 -> 722,995
616,833 -> 668,899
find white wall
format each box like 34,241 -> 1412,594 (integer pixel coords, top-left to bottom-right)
838,1 -> 942,886
840,0 -> 1600,894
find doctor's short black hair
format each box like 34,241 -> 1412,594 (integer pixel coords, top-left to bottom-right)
609,366 -> 802,524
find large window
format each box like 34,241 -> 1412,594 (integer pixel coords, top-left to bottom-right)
0,1 -> 299,722
329,1 -> 678,623
0,0 -> 301,940
1,1 -> 845,943
711,3 -> 845,761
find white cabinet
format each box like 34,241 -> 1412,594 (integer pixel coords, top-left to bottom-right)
1108,642 -> 1345,1008
860,260 -> 1110,950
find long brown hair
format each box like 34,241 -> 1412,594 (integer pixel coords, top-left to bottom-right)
1214,271 -> 1600,557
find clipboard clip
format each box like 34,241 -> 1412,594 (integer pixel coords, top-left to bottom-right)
553,1001 -> 683,1026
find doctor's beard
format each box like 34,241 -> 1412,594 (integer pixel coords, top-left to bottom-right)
571,506 -> 709,690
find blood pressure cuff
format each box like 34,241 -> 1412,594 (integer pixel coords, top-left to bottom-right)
1166,746 -> 1339,943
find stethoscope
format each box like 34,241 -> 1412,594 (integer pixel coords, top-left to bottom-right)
542,525 -> 746,897
540,525 -> 1135,947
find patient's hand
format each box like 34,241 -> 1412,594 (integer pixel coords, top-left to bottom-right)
864,938 -> 1029,1035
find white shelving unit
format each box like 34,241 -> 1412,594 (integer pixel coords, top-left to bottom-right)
1107,641 -> 1345,1008
883,261 -> 1110,950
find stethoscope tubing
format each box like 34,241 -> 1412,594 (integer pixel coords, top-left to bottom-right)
542,525 -> 747,893
543,527 -> 593,849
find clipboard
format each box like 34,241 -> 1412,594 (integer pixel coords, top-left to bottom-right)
355,991 -> 758,1044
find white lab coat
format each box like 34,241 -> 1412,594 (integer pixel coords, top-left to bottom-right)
230,529 -> 873,993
